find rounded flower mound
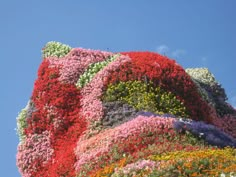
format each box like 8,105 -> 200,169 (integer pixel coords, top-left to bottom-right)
16,42 -> 236,177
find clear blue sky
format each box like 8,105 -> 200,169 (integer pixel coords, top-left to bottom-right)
0,1 -> 236,176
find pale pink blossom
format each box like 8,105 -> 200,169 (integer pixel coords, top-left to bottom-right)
113,159 -> 158,176
17,131 -> 54,177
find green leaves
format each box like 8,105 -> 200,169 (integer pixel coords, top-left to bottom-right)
76,54 -> 119,88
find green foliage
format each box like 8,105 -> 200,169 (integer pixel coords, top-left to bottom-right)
16,106 -> 28,142
103,81 -> 188,117
42,41 -> 72,58
76,54 -> 119,88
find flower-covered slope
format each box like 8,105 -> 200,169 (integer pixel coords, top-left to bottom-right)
17,42 -> 236,177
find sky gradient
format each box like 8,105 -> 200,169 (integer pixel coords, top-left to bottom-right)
0,1 -> 236,176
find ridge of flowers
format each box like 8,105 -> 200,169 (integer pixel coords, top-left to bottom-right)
75,115 -> 176,175
76,54 -> 120,88
79,54 -> 131,136
76,114 -> 223,176
48,48 -> 113,84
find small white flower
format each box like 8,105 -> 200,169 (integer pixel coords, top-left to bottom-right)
220,173 -> 226,177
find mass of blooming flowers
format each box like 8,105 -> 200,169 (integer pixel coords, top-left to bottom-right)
16,42 -> 236,177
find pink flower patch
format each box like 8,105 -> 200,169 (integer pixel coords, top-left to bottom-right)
80,55 -> 131,129
17,131 -> 54,177
75,115 -> 175,172
48,48 -> 112,84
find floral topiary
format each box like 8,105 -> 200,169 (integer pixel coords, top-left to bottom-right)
16,42 -> 236,177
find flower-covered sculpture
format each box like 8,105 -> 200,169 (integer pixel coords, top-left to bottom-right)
16,42 -> 236,177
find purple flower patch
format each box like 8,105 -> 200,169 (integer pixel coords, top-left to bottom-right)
174,119 -> 236,148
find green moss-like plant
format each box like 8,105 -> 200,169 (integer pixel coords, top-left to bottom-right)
103,81 -> 188,117
16,106 -> 28,142
76,54 -> 119,88
42,41 -> 72,58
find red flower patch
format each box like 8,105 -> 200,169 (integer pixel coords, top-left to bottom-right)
23,60 -> 87,176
